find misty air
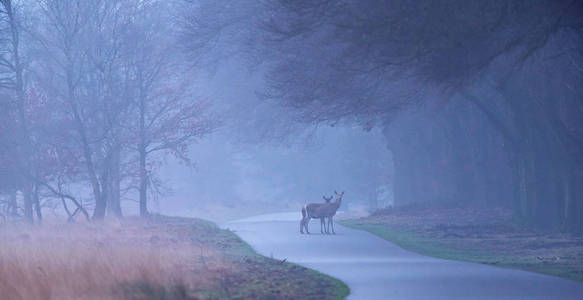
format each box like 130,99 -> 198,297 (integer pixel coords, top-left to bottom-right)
1,1 -> 582,299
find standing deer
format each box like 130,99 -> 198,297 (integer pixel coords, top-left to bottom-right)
300,191 -> 344,234
325,191 -> 344,234
299,195 -> 332,234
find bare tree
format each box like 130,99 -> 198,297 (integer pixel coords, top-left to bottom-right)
33,0 -> 136,219
0,0 -> 39,222
123,1 -> 217,216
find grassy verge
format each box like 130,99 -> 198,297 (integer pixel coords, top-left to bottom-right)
340,206 -> 583,282
0,215 -> 349,299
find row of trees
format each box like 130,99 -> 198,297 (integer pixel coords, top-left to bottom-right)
0,0 -> 215,222
238,0 -> 583,231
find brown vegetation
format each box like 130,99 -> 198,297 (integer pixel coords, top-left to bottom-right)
0,216 -> 348,299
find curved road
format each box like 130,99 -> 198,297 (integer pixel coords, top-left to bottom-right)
224,212 -> 583,300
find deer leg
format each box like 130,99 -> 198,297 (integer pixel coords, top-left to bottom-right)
303,218 -> 310,234
320,218 -> 325,234
301,206 -> 309,234
329,218 -> 333,234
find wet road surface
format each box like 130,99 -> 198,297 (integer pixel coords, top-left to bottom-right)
224,212 -> 583,300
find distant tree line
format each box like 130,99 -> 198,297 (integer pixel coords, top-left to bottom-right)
0,0 -> 216,222
200,0 -> 582,231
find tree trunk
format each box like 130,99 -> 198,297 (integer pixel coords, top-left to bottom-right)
67,68 -> 105,220
388,145 -> 411,206
511,155 -> 527,219
107,145 -> 122,217
8,0 -> 33,224
138,89 -> 148,217
562,170 -> 572,230
33,183 -> 41,223
9,189 -> 17,216
23,184 -> 33,223
139,146 -> 148,217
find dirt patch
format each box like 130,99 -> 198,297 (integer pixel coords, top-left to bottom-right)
342,205 -> 583,281
0,215 -> 348,299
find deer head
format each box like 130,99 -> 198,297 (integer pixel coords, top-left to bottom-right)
334,191 -> 344,203
322,195 -> 333,203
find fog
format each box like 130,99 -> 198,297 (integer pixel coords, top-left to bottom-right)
0,0 -> 579,227
1,1 -> 582,299
155,59 -> 393,221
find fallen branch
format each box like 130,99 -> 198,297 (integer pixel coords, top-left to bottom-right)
35,180 -> 90,221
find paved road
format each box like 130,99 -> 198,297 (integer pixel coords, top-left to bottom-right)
224,212 -> 583,300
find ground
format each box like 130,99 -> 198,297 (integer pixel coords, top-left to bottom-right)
0,215 -> 348,300
340,205 -> 583,282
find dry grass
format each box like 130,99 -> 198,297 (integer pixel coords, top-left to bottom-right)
0,217 -> 228,300
0,215 -> 349,300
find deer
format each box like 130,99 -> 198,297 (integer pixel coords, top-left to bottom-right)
299,195 -> 332,234
300,191 -> 344,235
325,191 -> 344,234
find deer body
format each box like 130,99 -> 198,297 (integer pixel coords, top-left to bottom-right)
300,191 -> 343,234
300,195 -> 331,234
